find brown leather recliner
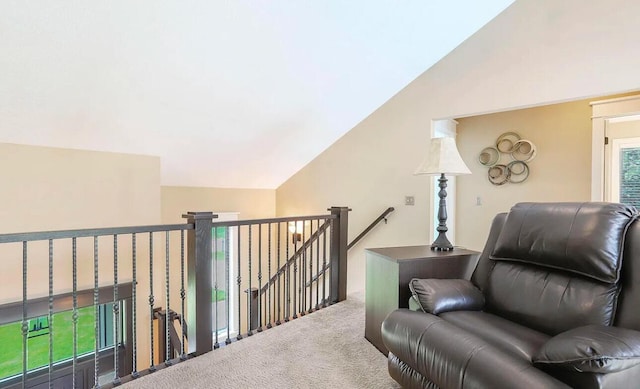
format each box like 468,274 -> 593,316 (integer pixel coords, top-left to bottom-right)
381,202 -> 640,388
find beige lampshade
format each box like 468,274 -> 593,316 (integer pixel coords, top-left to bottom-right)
414,137 -> 471,176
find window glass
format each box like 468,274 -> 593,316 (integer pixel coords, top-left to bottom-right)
0,304 -> 116,381
620,147 -> 640,207
213,227 -> 230,332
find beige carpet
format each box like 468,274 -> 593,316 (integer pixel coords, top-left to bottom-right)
120,292 -> 400,389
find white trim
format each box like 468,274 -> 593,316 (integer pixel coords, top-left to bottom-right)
590,95 -> 640,106
608,114 -> 640,124
592,117 -> 606,201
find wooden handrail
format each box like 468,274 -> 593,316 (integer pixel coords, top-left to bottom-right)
347,207 -> 395,250
306,207 -> 395,287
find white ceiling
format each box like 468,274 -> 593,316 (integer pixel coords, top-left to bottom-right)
0,1 -> 514,188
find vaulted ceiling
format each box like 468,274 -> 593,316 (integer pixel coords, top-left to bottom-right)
0,1 -> 514,188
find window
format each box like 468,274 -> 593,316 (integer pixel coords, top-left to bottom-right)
618,145 -> 640,207
211,212 -> 238,339
604,115 -> 640,205
212,226 -> 231,334
0,303 -> 119,382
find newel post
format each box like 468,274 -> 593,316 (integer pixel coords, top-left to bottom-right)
184,211 -> 216,355
329,206 -> 350,303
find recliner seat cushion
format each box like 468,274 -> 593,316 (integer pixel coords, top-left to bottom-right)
382,309 -> 570,389
440,310 -> 550,361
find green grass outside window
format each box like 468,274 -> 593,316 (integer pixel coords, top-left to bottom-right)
0,307 -> 96,381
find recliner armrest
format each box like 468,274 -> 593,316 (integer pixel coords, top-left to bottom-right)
534,325 -> 640,373
409,278 -> 484,315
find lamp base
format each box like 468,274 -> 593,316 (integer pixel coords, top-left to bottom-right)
430,232 -> 454,251
431,173 -> 454,251
431,245 -> 454,251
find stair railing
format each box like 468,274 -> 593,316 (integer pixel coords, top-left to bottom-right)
0,206 -> 350,389
306,207 -> 395,287
210,207 -> 350,339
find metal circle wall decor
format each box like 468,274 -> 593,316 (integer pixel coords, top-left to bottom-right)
488,164 -> 510,185
510,139 -> 537,162
479,147 -> 500,166
479,132 -> 536,185
496,132 -> 521,153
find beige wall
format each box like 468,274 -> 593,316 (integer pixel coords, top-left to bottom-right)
0,143 -> 160,233
0,143 -> 161,300
276,102 -> 429,294
276,0 -> 640,293
456,99 -> 594,251
161,186 -> 276,223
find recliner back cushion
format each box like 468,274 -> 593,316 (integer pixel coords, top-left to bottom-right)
486,261 -> 619,335
492,202 -> 636,283
487,202 -> 637,335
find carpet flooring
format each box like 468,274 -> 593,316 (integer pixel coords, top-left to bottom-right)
120,292 -> 400,389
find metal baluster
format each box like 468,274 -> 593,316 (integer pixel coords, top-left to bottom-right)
307,223 -> 311,312
180,230 -> 187,358
149,232 -> 156,371
257,224 -> 263,332
236,226 -> 242,340
225,227 -> 231,345
21,242 -> 28,389
293,229 -> 298,320
305,224 -> 309,313
165,231 -> 171,366
303,228 -> 307,313
113,235 -> 121,385
323,222 -> 327,306
267,223 -> 272,329
285,227 -> 290,322
276,223 -> 281,325
316,221 -> 321,310
300,224 -> 306,316
93,236 -> 100,388
214,227 -> 220,349
48,239 -> 54,389
247,225 -> 253,336
132,233 -> 139,376
72,238 -> 78,389
304,220 -> 317,312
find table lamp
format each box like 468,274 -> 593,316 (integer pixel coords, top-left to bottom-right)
414,137 -> 471,251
